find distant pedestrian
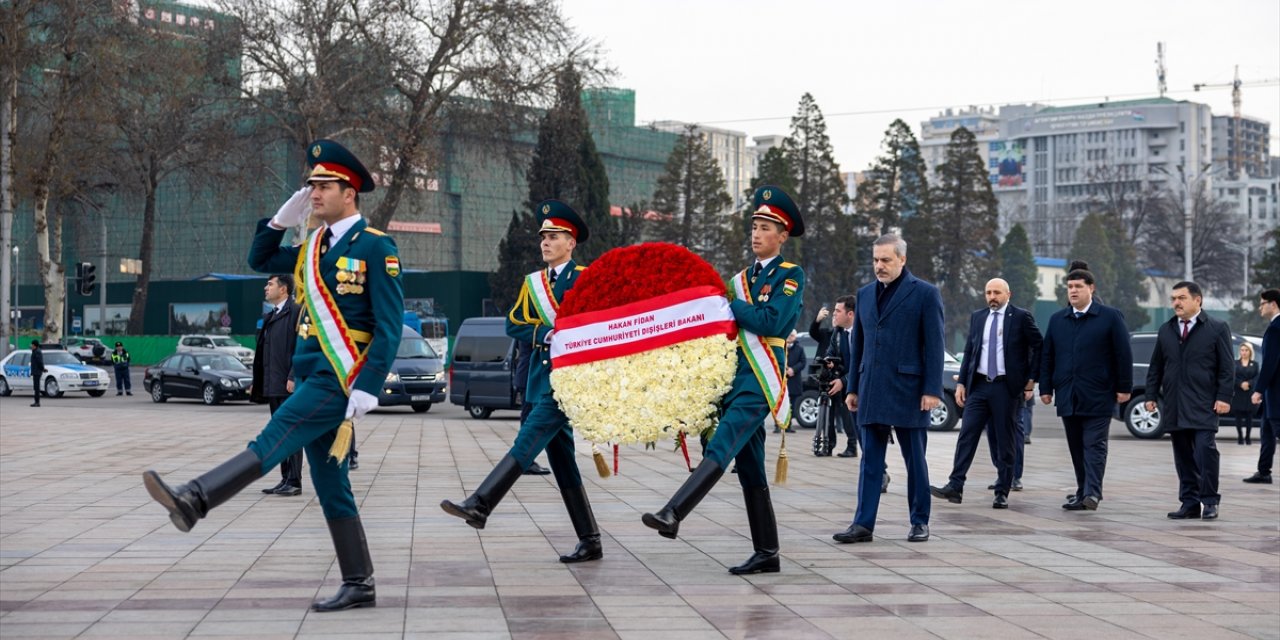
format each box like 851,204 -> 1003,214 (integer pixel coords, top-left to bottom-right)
111,342 -> 133,396
1244,289 -> 1280,484
29,339 -> 43,407
780,331 -> 805,435
824,294 -> 859,457
252,274 -> 303,496
1145,281 -> 1233,520
1232,342 -> 1260,445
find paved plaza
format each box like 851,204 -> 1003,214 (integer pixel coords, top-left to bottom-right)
1,386 -> 1277,639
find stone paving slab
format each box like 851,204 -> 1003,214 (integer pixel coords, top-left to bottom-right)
1,395 -> 1277,639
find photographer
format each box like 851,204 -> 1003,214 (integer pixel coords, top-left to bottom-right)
809,304 -> 834,358
820,295 -> 859,457
778,331 -> 805,434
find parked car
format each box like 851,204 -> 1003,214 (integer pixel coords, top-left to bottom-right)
1118,332 -> 1263,439
449,317 -> 520,419
176,335 -> 254,366
144,350 -> 253,405
792,332 -> 963,431
62,336 -> 109,364
0,346 -> 111,398
379,325 -> 447,413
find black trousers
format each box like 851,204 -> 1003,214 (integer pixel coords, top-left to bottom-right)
1170,429 -> 1219,506
31,368 -> 43,403
949,377 -> 1016,493
114,366 -> 132,391
1260,418 -> 1278,475
269,395 -> 303,488
1062,414 -> 1110,500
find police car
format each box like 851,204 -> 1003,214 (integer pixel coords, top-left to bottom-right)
0,346 -> 112,398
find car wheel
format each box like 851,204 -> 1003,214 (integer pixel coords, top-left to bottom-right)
928,393 -> 960,431
0,377 -> 10,397
795,390 -> 821,429
467,404 -> 493,419
1124,397 -> 1163,439
202,383 -> 221,406
411,403 -> 431,413
86,390 -> 106,397
150,380 -> 167,403
44,377 -> 61,398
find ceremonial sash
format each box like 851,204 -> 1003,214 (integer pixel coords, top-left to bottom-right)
550,285 -> 736,367
524,269 -> 559,327
300,228 -> 368,394
732,269 -> 791,429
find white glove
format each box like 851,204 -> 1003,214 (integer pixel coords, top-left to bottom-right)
270,186 -> 313,229
345,389 -> 379,420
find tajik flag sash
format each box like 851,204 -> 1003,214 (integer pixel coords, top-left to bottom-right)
732,269 -> 791,429
300,228 -> 367,394
524,270 -> 559,327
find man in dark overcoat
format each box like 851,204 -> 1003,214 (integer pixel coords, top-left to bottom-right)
253,274 -> 303,495
1245,288 -> 1280,483
1145,281 -> 1233,520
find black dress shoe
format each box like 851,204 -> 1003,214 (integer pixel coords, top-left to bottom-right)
729,550 -> 780,574
832,524 -> 873,543
837,449 -> 857,458
1012,479 -> 1023,492
30,402 -> 39,407
929,484 -> 963,504
559,536 -> 603,563
523,461 -> 551,475
1243,472 -> 1274,484
348,458 -> 359,470
907,524 -> 929,542
987,484 -> 996,490
1024,436 -> 1031,444
1201,504 -> 1219,520
273,485 -> 302,496
1062,499 -> 1086,511
881,473 -> 890,494
1167,504 -> 1200,519
992,493 -> 1008,509
262,481 -> 286,494
1081,495 -> 1099,511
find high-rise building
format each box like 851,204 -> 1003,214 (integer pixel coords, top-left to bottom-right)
919,106 -> 1003,184
1211,115 -> 1272,179
650,122 -> 753,211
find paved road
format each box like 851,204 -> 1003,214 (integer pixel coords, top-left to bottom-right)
1,390 -> 1277,639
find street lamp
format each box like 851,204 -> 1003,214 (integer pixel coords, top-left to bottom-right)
10,245 -> 17,338
1152,162 -> 1217,282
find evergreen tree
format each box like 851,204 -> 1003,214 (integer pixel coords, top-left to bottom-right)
856,119 -> 930,232
652,125 -> 734,273
1103,215 -> 1150,330
906,127 -> 999,346
488,210 -> 541,312
1252,228 -> 1280,290
999,224 -> 1040,314
779,94 -> 855,325
1056,213 -> 1116,306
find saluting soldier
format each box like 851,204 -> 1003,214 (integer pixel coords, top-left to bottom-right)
440,200 -> 603,564
143,140 -> 404,612
643,185 -> 805,575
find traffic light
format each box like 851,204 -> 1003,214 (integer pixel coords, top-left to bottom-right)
77,261 -> 96,296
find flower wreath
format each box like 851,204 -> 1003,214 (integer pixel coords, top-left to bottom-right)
549,243 -> 738,448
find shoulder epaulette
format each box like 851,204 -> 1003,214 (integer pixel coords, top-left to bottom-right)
364,227 -> 387,236
780,262 -> 798,269
575,265 -> 586,271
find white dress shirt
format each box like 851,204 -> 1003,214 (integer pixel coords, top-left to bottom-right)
976,304 -> 1008,378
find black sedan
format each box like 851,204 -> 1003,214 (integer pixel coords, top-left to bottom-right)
378,327 -> 447,413
145,351 -> 254,405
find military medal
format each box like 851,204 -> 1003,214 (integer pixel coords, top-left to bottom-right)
759,284 -> 772,302
336,270 -> 350,283
336,283 -> 349,295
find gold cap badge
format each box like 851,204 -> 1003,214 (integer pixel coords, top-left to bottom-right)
312,145 -> 321,158
763,189 -> 772,201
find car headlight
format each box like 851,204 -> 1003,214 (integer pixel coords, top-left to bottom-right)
60,372 -> 77,380
220,378 -> 236,388
385,372 -> 399,383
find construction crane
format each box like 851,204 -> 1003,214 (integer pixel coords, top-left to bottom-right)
1194,67 -> 1280,178
1155,43 -> 1167,98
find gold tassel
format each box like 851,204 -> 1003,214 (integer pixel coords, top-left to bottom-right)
328,419 -> 354,465
592,445 -> 611,478
774,429 -> 788,484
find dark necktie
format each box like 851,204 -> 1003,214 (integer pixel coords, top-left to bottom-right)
1181,320 -> 1190,341
319,228 -> 333,257
1073,310 -> 1084,319
987,310 -> 1000,380
548,268 -> 557,284
264,307 -> 276,324
751,262 -> 762,281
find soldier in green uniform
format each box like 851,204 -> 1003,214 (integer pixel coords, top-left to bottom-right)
440,200 -> 603,564
143,140 -> 403,612
643,185 -> 805,575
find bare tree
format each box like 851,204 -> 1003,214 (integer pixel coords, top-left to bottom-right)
1146,190 -> 1243,290
1084,164 -> 1165,248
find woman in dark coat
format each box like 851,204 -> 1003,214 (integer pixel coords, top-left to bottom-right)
1233,342 -> 1261,445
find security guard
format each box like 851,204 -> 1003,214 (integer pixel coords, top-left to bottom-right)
643,185 -> 805,575
143,139 -> 403,612
440,200 -> 602,564
111,342 -> 132,396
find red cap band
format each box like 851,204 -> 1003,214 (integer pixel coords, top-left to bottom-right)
309,162 -> 362,191
753,204 -> 792,231
541,217 -> 578,239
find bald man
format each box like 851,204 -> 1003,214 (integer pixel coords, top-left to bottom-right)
931,279 -> 1042,509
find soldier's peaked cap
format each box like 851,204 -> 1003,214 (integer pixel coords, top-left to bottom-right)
535,199 -> 589,243
752,185 -> 804,236
306,139 -> 375,193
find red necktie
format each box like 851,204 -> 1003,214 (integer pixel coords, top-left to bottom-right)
1180,320 -> 1190,341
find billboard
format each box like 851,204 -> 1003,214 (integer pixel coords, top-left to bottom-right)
989,141 -> 1025,189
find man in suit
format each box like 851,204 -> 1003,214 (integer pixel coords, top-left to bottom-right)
253,274 -> 303,496
145,139 -> 403,612
1245,288 -> 1280,483
1145,281 -> 1233,519
441,200 -> 602,564
824,294 -> 859,458
931,278 -> 1042,509
1039,261 -> 1133,511
780,331 -> 805,435
29,340 -> 43,407
643,185 -> 805,575
834,234 -> 944,544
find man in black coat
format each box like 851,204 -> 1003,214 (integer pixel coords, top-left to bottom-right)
781,331 -> 806,436
1145,281 -> 1233,520
1040,262 -> 1133,511
252,274 -> 303,496
29,339 -> 43,407
1245,288 -> 1280,483
824,295 -> 858,456
932,278 -> 1041,509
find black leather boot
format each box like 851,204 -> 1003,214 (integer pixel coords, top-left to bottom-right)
642,461 -> 724,539
439,455 -> 523,529
143,449 -> 262,532
558,485 -> 603,563
312,516 -> 376,612
729,486 -> 780,575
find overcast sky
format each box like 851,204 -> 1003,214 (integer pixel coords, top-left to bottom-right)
559,0 -> 1280,171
